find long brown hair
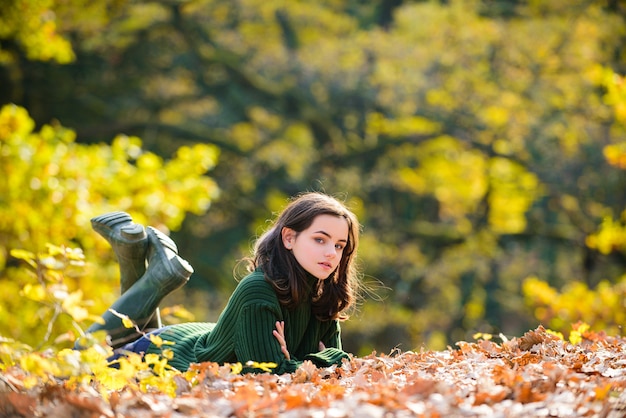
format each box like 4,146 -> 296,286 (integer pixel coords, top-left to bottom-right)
249,192 -> 360,321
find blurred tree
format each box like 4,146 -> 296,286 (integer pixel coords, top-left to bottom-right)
0,0 -> 129,106
523,67 -> 626,337
0,104 -> 219,346
0,0 -> 75,64
1,0 -> 625,353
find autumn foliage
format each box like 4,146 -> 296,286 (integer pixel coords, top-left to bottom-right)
0,104 -> 219,347
1,0 -> 626,415
2,324 -> 626,417
2,0 -> 626,354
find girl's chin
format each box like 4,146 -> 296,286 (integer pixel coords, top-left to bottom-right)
308,271 -> 330,280
305,266 -> 336,280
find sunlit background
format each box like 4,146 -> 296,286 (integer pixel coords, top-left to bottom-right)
0,0 -> 625,356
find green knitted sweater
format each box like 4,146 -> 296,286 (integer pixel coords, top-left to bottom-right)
145,269 -> 350,374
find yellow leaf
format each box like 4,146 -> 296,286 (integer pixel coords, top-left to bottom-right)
545,329 -> 564,341
45,243 -> 65,257
230,362 -> 243,374
20,353 -> 60,377
472,332 -> 492,341
97,367 -> 133,391
62,290 -> 89,322
148,334 -> 175,348
122,317 -> 134,329
109,309 -> 135,329
9,249 -> 37,268
246,361 -> 277,373
144,353 -> 160,365
150,334 -> 164,347
161,348 -> 174,360
21,284 -> 47,302
22,375 -> 40,389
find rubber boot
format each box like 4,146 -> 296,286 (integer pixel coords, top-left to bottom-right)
91,212 -> 150,293
91,212 -> 178,330
84,226 -> 193,348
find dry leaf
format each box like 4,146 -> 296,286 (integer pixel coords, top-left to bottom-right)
5,325 -> 626,417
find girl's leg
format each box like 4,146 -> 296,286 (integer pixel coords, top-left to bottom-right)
108,326 -> 171,366
91,212 -> 178,331
91,212 -> 150,293
83,226 -> 193,348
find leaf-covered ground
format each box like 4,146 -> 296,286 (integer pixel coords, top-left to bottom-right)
2,326 -> 626,417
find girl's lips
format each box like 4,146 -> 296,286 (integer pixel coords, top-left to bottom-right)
319,262 -> 332,269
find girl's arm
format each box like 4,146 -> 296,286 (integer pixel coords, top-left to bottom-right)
272,320 -> 290,360
319,319 -> 343,350
235,304 -> 302,374
302,319 -> 350,367
235,305 -> 349,373
272,317 -> 350,370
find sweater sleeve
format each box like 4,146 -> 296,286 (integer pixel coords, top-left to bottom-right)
304,347 -> 350,367
319,319 -> 343,350
235,304 -> 302,374
302,320 -> 350,367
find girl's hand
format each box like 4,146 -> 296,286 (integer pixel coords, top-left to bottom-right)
273,321 -> 290,360
319,341 -> 326,351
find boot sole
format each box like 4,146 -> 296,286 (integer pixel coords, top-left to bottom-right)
92,212 -> 147,246
146,225 -> 178,254
91,212 -> 177,255
147,227 -> 193,285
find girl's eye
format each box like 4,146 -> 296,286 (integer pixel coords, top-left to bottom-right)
315,238 -> 324,243
335,244 -> 344,250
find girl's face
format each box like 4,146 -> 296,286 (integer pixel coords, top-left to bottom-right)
281,214 -> 349,280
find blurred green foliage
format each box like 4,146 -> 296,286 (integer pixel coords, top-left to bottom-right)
0,104 -> 219,346
1,0 -> 625,353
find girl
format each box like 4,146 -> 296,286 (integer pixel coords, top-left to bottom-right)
79,192 -> 361,374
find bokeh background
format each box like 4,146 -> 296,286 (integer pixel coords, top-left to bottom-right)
1,0 -> 625,356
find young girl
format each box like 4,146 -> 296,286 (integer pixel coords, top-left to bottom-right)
80,192 -> 361,374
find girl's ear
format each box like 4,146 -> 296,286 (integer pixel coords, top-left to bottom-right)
281,227 -> 295,249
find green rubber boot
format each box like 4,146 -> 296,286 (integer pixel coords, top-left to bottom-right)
91,212 -> 180,331
91,211 -> 179,293
85,226 -> 193,348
